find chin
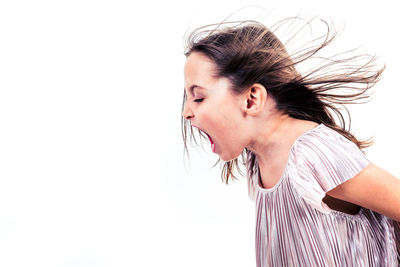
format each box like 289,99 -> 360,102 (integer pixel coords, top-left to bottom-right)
220,156 -> 231,162
219,151 -> 241,162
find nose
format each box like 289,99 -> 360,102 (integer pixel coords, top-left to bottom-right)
182,103 -> 194,120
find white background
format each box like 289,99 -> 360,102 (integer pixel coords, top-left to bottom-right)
0,0 -> 399,266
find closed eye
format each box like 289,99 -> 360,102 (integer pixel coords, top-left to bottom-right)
194,98 -> 204,103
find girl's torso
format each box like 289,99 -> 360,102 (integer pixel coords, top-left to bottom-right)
247,124 -> 399,267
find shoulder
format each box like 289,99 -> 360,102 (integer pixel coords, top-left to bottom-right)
294,123 -> 352,149
288,124 -> 370,213
292,124 -> 368,165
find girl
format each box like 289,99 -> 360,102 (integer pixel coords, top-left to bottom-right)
181,19 -> 400,266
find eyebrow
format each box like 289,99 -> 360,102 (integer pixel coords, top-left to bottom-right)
187,85 -> 205,96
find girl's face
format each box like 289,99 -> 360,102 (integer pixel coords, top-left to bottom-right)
183,52 -> 248,161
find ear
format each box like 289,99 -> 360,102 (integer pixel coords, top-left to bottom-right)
242,83 -> 267,116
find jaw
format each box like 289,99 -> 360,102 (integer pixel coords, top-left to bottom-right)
192,126 -> 245,160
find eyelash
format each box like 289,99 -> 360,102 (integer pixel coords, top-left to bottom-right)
194,98 -> 204,103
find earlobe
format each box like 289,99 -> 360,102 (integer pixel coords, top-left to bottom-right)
244,83 -> 267,116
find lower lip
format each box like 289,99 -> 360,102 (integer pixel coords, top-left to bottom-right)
207,135 -> 216,153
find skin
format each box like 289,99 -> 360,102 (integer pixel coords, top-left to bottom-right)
183,51 -> 400,222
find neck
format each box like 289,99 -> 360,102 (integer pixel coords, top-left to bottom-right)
246,114 -> 292,157
246,114 -> 317,168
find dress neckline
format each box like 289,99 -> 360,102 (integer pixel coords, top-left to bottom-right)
255,123 -> 324,192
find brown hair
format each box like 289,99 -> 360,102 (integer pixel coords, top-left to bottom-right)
181,19 -> 383,184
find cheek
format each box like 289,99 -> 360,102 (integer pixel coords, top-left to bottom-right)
197,108 -> 220,127
205,111 -> 239,138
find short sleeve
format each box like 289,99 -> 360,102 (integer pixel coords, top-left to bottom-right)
290,125 -> 370,214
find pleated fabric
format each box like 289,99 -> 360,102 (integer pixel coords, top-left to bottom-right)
247,124 -> 400,267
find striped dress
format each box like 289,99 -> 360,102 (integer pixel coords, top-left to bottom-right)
247,124 -> 400,266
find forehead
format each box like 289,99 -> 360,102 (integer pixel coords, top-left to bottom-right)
184,52 -> 218,95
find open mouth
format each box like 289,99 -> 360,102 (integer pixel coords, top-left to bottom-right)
193,126 -> 215,153
205,132 -> 215,153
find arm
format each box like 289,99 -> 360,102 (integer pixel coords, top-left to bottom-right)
326,163 -> 400,222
